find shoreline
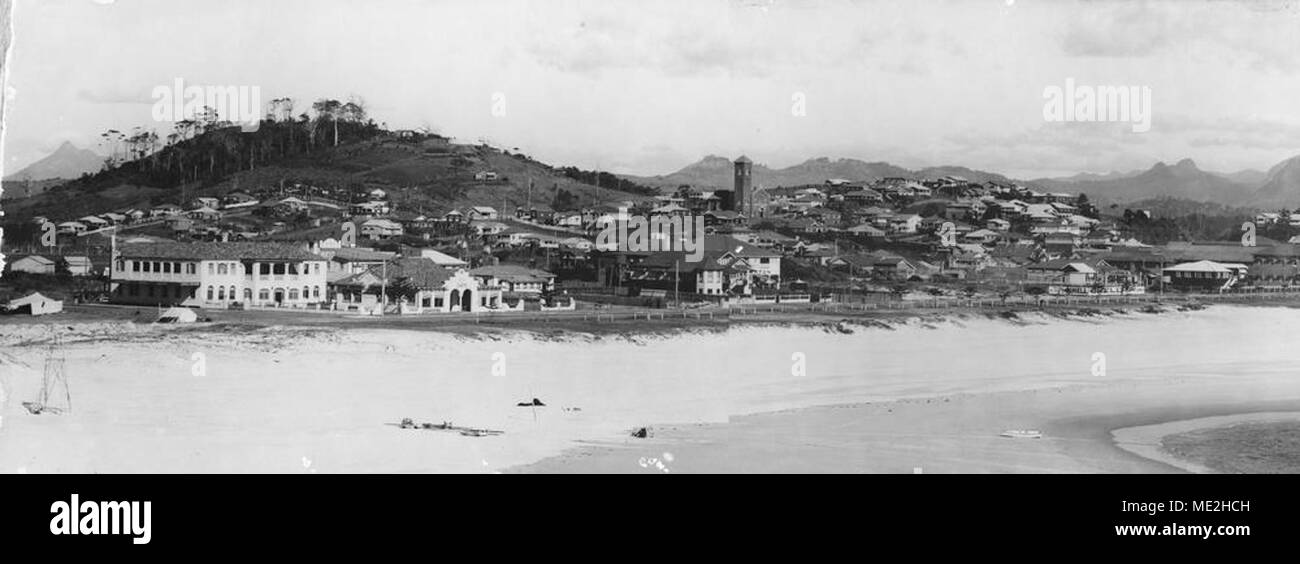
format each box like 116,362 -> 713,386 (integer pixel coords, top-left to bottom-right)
4,302 -> 1300,473
0,294 -> 1248,349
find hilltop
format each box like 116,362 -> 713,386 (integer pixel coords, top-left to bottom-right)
0,122 -> 652,225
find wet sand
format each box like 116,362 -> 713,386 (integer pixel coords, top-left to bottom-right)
511,387 -> 1300,474
4,304 -> 1300,474
1113,412 -> 1300,474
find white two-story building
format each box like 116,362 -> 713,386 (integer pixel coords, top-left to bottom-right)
111,242 -> 328,308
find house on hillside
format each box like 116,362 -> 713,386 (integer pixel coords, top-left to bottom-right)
193,197 -> 220,209
467,206 -> 499,221
62,256 -> 95,276
349,201 -> 389,216
222,192 -> 258,208
8,255 -> 56,274
79,215 -> 110,229
57,221 -> 87,235
151,204 -> 182,217
186,206 -> 222,221
361,218 -> 404,240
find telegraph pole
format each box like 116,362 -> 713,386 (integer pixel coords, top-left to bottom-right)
674,259 -> 680,308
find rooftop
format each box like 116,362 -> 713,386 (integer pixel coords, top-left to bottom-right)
119,242 -> 324,261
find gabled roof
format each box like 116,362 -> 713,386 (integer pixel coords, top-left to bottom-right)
1164,260 -> 1247,273
13,255 -> 55,265
120,242 -> 324,261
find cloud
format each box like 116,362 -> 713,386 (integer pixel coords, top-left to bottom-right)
1058,1 -> 1300,72
76,88 -> 151,105
1161,113 -> 1300,151
520,1 -> 881,78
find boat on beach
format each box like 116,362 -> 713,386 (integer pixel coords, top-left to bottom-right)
1000,429 -> 1043,439
396,418 -> 503,437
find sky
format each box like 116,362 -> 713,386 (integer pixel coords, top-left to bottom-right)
3,0 -> 1300,180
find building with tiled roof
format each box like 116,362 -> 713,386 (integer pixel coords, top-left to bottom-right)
111,242 -> 327,308
469,264 -> 556,294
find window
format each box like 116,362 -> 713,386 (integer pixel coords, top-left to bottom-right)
208,263 -> 214,275
218,264 -> 228,275
132,261 -> 140,272
163,262 -> 172,274
207,286 -> 214,300
174,262 -> 181,273
187,263 -> 196,274
218,287 -> 226,300
259,289 -> 269,300
244,289 -> 252,300
303,286 -> 310,300
289,289 -> 299,300
313,286 -> 320,298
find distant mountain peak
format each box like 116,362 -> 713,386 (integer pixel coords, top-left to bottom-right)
5,141 -> 103,181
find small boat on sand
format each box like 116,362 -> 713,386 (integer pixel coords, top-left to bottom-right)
1000,429 -> 1043,439
395,418 -> 502,437
459,428 -> 504,437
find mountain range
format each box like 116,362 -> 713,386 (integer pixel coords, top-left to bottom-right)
623,154 -> 1300,209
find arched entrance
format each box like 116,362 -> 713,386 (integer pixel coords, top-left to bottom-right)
449,289 -> 461,310
274,289 -> 285,304
461,289 -> 473,312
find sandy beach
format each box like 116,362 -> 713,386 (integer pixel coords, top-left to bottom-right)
2,304 -> 1299,473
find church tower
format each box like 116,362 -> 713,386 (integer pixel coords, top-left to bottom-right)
733,155 -> 752,213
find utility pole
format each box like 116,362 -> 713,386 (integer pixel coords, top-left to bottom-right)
675,259 -> 680,308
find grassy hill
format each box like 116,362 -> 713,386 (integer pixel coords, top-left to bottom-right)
1,131 -> 650,226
